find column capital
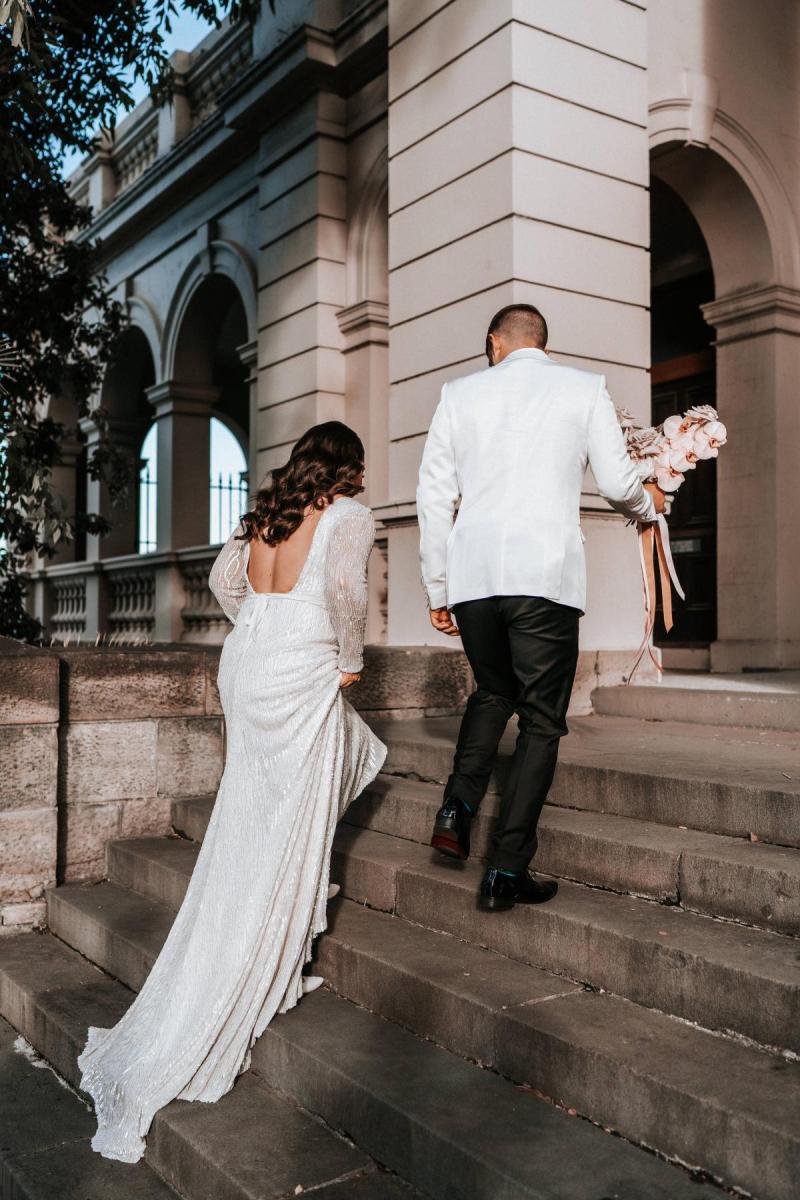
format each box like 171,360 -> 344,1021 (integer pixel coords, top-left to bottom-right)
146,381 -> 219,418
702,285 -> 800,343
237,339 -> 258,369
78,415 -> 141,447
337,300 -> 389,351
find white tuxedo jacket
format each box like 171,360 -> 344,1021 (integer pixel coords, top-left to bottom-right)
416,347 -> 656,613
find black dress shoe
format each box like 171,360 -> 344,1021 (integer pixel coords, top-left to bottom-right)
431,797 -> 473,860
479,868 -> 558,912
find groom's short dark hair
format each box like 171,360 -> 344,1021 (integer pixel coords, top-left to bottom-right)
486,304 -> 548,350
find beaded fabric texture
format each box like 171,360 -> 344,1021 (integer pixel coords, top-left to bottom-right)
77,497 -> 387,1162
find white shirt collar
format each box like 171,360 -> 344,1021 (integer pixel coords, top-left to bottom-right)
500,347 -> 549,363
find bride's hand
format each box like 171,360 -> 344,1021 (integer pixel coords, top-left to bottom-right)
339,672 -> 360,689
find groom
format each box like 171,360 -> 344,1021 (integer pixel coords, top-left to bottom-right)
416,304 -> 663,912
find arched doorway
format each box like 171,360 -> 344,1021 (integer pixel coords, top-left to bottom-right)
650,177 -> 716,661
648,137 -> 800,670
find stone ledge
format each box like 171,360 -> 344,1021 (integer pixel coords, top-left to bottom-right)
57,645 -> 214,722
0,638 -> 59,726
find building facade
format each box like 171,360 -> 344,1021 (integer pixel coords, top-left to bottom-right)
31,0 -> 800,680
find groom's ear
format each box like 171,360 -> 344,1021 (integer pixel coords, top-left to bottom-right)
485,334 -> 494,365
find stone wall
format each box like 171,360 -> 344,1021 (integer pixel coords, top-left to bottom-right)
0,641 -> 473,929
57,646 -> 225,883
0,639 -> 59,932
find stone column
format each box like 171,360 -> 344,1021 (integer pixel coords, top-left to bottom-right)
80,416 -> 140,638
703,286 -> 800,669
253,91 -> 348,482
146,382 -> 216,551
237,339 -> 258,488
386,0 -> 652,689
337,300 -> 390,508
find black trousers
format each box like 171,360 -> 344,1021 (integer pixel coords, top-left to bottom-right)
446,595 -> 580,874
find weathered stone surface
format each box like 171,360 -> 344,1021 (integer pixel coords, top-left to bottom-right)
148,1070 -> 370,1200
59,645 -> 207,721
47,881 -> 173,993
254,989 -> 720,1200
0,930 -> 131,1085
2,1138 -> 177,1200
0,1017 -> 94,1153
350,645 -> 472,714
0,726 -> 58,812
203,648 -> 222,715
679,840 -> 800,936
0,808 -> 57,901
594,680 -> 800,731
61,802 -> 121,882
373,713 -> 800,845
170,795 -> 214,842
318,899 -> 800,1200
108,837 -> 198,911
0,900 -> 46,929
319,901 -> 579,1066
61,720 -> 157,804
495,989 -> 800,1200
388,847 -> 800,1052
0,638 -> 59,726
118,795 -> 173,841
156,717 -> 223,797
331,825 -> 423,913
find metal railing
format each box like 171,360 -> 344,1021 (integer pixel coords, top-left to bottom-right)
210,471 -> 248,544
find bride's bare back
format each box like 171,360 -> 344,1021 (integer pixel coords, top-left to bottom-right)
246,504 -> 327,594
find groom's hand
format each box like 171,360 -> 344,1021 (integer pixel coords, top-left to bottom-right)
644,481 -> 667,515
430,607 -> 459,636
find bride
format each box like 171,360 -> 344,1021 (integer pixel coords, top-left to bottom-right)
78,421 -> 387,1163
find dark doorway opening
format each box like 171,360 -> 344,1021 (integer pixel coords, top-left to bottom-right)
650,178 -> 717,649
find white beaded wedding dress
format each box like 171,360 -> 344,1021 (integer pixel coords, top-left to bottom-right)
78,497 -> 387,1163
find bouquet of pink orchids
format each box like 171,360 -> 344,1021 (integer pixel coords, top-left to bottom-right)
616,403 -> 727,495
615,403 -> 727,679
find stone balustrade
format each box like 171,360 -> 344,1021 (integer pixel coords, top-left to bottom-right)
30,547 -> 222,645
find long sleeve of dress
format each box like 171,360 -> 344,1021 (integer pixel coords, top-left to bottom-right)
209,529 -> 249,623
588,379 -> 657,523
324,504 -> 374,673
416,384 -> 460,610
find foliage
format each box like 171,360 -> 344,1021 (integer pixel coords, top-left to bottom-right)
0,0 -> 263,639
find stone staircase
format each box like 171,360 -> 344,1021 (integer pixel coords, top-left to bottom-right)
1,707 -> 799,1199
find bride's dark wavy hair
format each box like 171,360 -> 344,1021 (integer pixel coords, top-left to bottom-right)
238,421 -> 365,545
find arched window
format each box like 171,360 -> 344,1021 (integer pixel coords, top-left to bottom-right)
210,417 -> 248,544
138,425 -> 158,555
137,417 -> 247,554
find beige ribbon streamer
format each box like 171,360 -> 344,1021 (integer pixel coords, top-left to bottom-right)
627,515 -> 685,682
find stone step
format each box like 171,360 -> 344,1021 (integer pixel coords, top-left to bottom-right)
0,932 -> 418,1200
44,857 -> 800,1197
252,987 -> 723,1200
0,1009 -> 177,1200
347,775 -> 800,935
315,897 -> 800,1200
97,825 -> 800,1052
370,714 -> 800,847
168,783 -> 800,937
10,901 -> 722,1200
172,794 -> 213,842
593,676 -> 800,732
330,827 -> 800,1052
